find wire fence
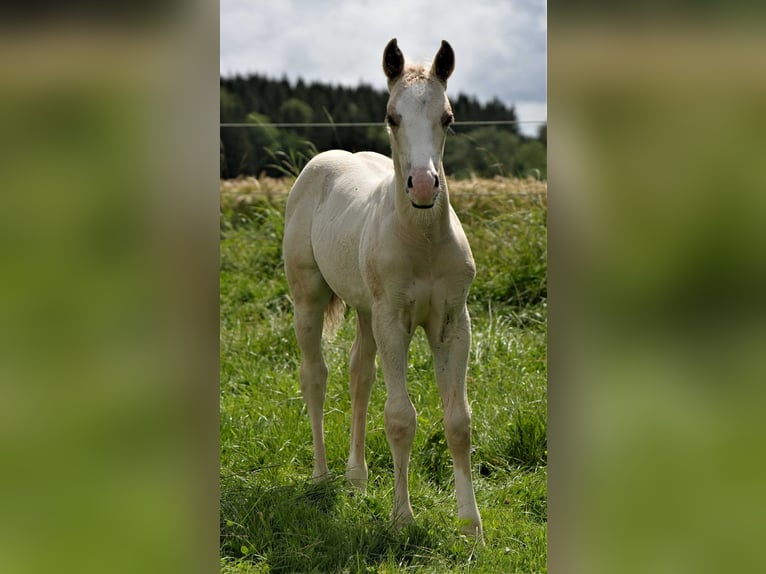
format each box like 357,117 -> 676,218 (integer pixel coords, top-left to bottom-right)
220,120 -> 545,128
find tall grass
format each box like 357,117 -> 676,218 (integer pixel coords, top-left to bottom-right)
220,176 -> 547,573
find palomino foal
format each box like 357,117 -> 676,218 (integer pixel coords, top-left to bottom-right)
283,38 -> 482,538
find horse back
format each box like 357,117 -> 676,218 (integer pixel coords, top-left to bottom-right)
286,150 -> 390,214
285,150 -> 393,311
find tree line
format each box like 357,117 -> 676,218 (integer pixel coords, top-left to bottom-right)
220,74 -> 546,180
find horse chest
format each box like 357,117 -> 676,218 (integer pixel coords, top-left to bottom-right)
365,245 -> 471,328
401,276 -> 440,327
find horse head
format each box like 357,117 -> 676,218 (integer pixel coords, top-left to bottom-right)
383,38 -> 455,210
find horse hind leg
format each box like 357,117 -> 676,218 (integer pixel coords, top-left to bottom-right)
287,264 -> 334,482
346,311 -> 377,490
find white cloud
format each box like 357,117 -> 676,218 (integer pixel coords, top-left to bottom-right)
220,0 -> 546,128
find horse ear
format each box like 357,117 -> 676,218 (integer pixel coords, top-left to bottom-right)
432,40 -> 455,83
383,38 -> 404,82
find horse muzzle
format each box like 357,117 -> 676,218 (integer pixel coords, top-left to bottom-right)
406,168 -> 440,208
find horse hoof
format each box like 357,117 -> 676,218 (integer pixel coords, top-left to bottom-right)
346,475 -> 368,492
392,510 -> 415,528
459,520 -> 484,543
345,465 -> 368,491
311,470 -> 331,483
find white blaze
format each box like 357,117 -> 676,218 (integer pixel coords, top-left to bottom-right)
395,83 -> 438,172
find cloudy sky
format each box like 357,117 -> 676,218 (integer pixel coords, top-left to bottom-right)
220,0 -> 546,136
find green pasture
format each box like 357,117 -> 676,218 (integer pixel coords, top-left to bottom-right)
220,177 -> 547,573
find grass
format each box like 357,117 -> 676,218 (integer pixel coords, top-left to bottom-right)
220,175 -> 547,573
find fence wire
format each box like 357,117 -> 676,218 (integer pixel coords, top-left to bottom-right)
220,120 -> 544,128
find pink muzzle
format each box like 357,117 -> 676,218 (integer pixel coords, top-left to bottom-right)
407,167 -> 440,208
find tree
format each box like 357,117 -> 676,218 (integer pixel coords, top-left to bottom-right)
537,123 -> 547,147
445,127 -> 521,179
514,140 -> 547,179
278,98 -> 313,124
219,74 -> 546,180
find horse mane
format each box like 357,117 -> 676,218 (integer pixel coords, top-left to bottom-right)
401,64 -> 430,85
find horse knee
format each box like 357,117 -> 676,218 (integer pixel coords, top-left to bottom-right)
385,399 -> 416,445
445,407 -> 472,452
300,360 -> 327,398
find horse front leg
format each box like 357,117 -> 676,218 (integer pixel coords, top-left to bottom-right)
372,305 -> 416,527
427,304 -> 483,539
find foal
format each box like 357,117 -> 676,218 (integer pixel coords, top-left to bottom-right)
283,38 -> 482,538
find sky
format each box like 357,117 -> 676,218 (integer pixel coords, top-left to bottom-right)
220,0 -> 546,136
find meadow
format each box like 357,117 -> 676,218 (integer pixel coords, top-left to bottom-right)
220,176 -> 547,573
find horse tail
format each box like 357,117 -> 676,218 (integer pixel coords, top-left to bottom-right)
322,292 -> 346,341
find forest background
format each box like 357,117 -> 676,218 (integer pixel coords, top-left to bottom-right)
220,74 -> 547,180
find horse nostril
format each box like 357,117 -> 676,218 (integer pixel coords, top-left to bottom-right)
434,175 -> 439,188
407,176 -> 413,188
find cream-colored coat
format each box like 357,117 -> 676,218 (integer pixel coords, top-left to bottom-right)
283,39 -> 482,538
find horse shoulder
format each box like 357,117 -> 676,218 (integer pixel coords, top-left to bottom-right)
447,208 -> 476,272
